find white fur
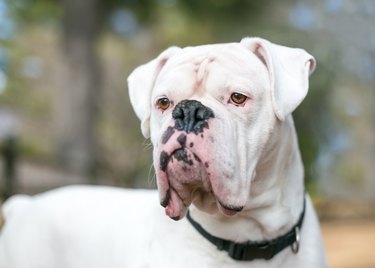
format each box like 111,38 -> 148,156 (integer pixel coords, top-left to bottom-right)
0,38 -> 327,267
240,38 -> 316,121
128,46 -> 181,138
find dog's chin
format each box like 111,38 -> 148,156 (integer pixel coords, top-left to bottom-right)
217,200 -> 244,216
161,187 -> 244,220
192,194 -> 244,217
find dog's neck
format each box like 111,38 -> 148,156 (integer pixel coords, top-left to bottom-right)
189,116 -> 305,242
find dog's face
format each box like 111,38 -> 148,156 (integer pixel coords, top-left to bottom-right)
150,44 -> 275,220
128,38 -> 315,220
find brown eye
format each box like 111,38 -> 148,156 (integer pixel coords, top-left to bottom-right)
156,97 -> 171,110
230,92 -> 248,105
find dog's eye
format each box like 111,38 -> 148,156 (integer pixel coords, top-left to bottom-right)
229,93 -> 248,106
156,97 -> 171,110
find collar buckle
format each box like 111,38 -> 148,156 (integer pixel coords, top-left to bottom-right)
227,240 -> 276,261
228,243 -> 245,260
257,241 -> 275,260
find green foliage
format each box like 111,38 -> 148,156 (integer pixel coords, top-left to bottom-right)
294,51 -> 337,190
178,0 -> 269,22
7,0 -> 61,24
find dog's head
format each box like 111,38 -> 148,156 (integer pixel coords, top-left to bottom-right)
128,38 -> 315,220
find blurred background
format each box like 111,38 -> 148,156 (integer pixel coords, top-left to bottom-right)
0,0 -> 374,267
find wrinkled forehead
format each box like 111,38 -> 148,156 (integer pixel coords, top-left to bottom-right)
153,43 -> 269,98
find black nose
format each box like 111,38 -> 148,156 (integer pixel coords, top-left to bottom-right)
172,100 -> 214,134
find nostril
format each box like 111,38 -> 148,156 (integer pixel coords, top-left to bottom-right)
172,107 -> 184,120
174,118 -> 184,131
172,107 -> 185,131
196,108 -> 206,121
196,107 -> 213,121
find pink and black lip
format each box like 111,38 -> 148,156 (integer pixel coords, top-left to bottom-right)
157,100 -> 215,219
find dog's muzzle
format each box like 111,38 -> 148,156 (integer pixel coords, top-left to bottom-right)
156,99 -> 217,220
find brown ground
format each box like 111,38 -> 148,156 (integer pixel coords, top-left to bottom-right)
322,220 -> 375,268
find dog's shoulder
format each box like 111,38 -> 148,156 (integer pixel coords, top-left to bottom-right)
1,186 -> 161,234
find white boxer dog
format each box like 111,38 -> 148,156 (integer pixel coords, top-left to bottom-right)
0,37 -> 327,268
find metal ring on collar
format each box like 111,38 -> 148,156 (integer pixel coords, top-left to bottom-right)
291,226 -> 300,254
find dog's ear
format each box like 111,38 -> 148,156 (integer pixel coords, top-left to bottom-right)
240,37 -> 316,121
127,47 -> 181,138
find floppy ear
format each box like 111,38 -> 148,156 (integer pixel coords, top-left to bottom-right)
127,47 -> 181,138
240,37 -> 316,121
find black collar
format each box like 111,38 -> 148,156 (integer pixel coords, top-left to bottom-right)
186,197 -> 305,261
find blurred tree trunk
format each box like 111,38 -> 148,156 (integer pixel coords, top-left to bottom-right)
55,0 -> 100,181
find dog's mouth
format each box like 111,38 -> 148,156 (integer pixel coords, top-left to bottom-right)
155,118 -> 248,220
160,185 -> 244,220
159,147 -> 208,220
158,147 -> 244,220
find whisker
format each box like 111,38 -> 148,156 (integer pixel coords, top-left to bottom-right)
142,139 -> 153,151
148,163 -> 156,187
